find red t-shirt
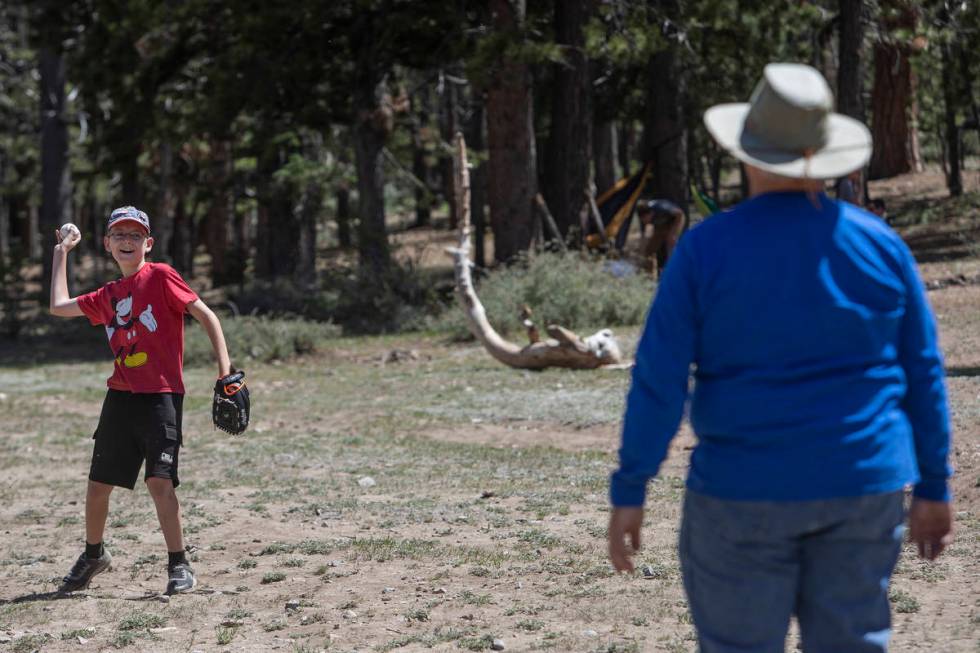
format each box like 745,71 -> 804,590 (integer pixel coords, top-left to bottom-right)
77,262 -> 199,394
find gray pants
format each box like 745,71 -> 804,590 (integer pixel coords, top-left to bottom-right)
679,490 -> 905,653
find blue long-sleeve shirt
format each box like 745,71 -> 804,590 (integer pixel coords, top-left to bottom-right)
611,192 -> 952,505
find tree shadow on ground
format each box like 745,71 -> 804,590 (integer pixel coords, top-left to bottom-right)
902,228 -> 978,264
0,591 -> 86,605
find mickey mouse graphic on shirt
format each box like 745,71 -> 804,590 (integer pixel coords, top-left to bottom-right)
105,292 -> 157,368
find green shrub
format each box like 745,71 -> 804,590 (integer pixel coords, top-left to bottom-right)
227,263 -> 450,335
184,316 -> 341,366
428,251 -> 654,339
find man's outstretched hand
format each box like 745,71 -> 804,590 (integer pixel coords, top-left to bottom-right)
908,497 -> 953,561
608,507 -> 644,572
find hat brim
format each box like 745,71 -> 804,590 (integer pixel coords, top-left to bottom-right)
703,103 -> 871,180
107,218 -> 150,233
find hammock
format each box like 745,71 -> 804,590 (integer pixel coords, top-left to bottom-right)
691,183 -> 719,217
584,162 -> 653,251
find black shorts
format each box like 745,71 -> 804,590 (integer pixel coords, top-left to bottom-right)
89,389 -> 184,490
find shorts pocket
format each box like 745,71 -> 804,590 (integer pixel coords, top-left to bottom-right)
163,424 -> 181,446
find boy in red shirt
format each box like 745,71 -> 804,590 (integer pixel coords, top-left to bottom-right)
50,206 -> 233,595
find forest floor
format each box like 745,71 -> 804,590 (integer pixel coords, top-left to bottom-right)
0,167 -> 978,653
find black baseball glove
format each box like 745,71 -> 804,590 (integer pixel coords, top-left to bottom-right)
213,369 -> 250,435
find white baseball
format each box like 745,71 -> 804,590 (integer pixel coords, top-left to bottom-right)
60,223 -> 80,240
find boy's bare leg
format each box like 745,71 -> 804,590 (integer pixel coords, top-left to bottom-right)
85,480 -> 114,544
146,477 -> 184,553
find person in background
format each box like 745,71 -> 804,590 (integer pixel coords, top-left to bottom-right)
637,198 -> 684,276
835,167 -> 864,206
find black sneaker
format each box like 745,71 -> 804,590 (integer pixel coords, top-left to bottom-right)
165,562 -> 197,595
59,549 -> 112,592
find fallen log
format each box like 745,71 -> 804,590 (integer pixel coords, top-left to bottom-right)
446,132 -> 625,370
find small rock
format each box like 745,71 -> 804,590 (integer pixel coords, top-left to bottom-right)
432,587 -> 447,595
0,393 -> 7,403
328,560 -> 342,567
491,638 -> 506,651
150,626 -> 178,634
382,587 -> 395,593
77,636 -> 88,644
583,629 -> 598,637
220,620 -> 243,627
357,476 -> 377,488
515,581 -> 523,590
343,609 -> 357,620
641,564 -> 657,578
285,599 -> 301,612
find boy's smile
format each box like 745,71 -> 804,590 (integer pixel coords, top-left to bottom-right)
105,227 -> 153,276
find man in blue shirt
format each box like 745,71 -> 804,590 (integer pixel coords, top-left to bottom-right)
608,63 -> 953,653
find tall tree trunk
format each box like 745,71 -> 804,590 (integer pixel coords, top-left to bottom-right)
593,119 -> 618,195
837,0 -> 865,122
412,84 -> 434,228
543,0 -> 593,237
228,190 -> 249,285
156,142 -> 176,264
171,184 -> 193,276
256,136 -> 303,280
486,0 -> 536,264
295,180 -> 322,287
440,70 -> 460,230
642,0 -> 687,219
293,131 -> 324,285
941,38 -> 962,197
336,182 -> 352,248
120,140 -> 141,207
27,203 -> 40,261
39,46 -> 72,299
869,2 -> 922,179
353,84 -> 391,275
618,122 -> 633,177
869,42 -> 921,178
466,95 -> 488,268
203,139 -> 232,285
0,152 -> 8,260
352,13 -> 391,275
254,134 -> 293,280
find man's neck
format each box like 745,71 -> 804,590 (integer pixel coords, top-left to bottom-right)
745,165 -> 825,197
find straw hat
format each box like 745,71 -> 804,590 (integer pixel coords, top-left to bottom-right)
703,63 -> 871,180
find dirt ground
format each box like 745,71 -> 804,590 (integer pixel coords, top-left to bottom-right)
0,170 -> 978,653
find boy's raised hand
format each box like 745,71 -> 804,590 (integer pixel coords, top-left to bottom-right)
55,226 -> 81,253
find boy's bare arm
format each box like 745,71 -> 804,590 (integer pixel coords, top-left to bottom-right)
186,299 -> 232,378
50,230 -> 85,317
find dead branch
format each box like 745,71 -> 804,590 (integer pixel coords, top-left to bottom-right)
447,132 -> 624,370
533,194 -> 568,252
